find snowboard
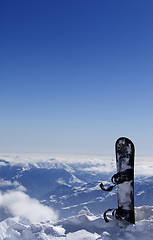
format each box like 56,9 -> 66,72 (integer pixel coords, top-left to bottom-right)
100,137 -> 135,225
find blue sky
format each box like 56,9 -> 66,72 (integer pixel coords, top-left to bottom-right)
0,0 -> 153,156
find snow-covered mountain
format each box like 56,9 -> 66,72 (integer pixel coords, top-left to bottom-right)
0,153 -> 153,239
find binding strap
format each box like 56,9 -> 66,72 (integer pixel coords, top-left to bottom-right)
113,208 -> 135,224
103,208 -> 114,223
111,168 -> 133,185
103,208 -> 134,224
99,182 -> 116,192
100,168 -> 133,192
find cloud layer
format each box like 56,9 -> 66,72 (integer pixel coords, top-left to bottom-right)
0,191 -> 58,223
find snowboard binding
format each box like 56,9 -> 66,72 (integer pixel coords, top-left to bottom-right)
100,137 -> 135,225
103,207 -> 135,225
100,168 -> 133,191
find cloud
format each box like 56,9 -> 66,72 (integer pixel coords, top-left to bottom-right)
0,180 -> 19,187
0,180 -> 27,192
0,191 -> 58,223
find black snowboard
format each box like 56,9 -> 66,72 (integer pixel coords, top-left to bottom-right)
100,137 -> 135,225
115,137 -> 135,224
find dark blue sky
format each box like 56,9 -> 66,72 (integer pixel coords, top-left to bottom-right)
0,0 -> 153,155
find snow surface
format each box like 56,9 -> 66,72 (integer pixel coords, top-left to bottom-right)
0,206 -> 153,239
0,153 -> 153,239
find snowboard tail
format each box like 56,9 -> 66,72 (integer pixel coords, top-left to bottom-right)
100,137 -> 135,225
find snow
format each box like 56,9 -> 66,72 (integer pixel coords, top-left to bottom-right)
118,181 -> 133,209
0,153 -> 153,239
0,206 -> 153,239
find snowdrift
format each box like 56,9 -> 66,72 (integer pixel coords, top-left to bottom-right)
0,206 -> 153,240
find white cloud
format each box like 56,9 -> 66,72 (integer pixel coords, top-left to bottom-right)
0,180 -> 27,192
0,191 -> 58,223
0,180 -> 19,187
